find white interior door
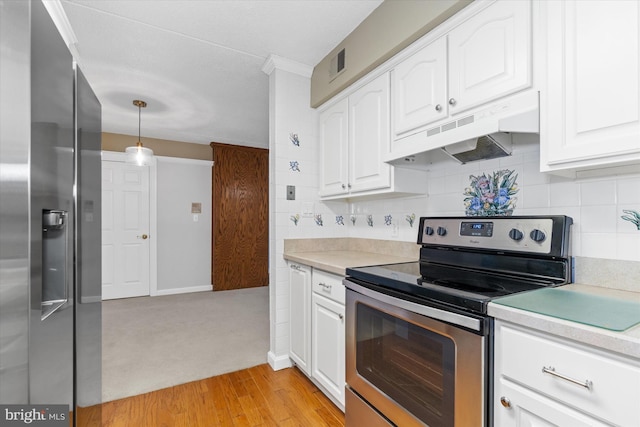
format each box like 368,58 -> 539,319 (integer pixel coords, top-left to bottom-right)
102,160 -> 150,300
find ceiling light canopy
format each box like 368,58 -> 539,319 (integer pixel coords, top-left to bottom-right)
125,99 -> 154,166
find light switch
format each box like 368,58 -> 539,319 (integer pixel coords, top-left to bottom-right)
286,185 -> 295,200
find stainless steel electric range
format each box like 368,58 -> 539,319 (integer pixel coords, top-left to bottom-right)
344,216 -> 573,427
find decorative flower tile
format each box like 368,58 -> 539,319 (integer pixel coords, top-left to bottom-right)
367,215 -> 374,227
350,215 -> 357,226
384,215 -> 392,226
464,169 -> 519,216
314,214 -> 323,226
335,215 -> 345,226
289,133 -> 300,147
406,214 -> 416,227
289,161 -> 300,172
290,214 -> 300,226
621,209 -> 640,230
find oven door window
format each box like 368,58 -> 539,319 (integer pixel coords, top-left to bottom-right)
356,303 -> 455,426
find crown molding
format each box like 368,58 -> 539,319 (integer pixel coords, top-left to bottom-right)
261,54 -> 313,78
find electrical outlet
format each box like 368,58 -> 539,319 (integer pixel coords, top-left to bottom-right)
302,202 -> 314,217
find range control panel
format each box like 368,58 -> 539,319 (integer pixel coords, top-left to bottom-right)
418,216 -> 572,255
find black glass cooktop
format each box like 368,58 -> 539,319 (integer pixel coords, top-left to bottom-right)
346,262 -> 557,314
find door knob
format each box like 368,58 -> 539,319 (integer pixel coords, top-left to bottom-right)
138,234 -> 148,240
500,396 -> 511,408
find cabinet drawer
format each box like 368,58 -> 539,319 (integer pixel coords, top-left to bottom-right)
498,322 -> 640,426
312,269 -> 345,304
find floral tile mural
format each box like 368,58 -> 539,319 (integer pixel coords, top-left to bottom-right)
464,169 -> 519,217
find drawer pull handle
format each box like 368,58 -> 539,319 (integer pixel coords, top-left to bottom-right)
542,366 -> 592,390
319,282 -> 332,292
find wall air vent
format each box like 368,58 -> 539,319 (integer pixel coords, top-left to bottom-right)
329,48 -> 346,81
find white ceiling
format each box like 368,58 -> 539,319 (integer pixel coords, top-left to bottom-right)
61,0 -> 383,148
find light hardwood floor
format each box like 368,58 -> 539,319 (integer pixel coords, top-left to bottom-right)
76,364 -> 345,427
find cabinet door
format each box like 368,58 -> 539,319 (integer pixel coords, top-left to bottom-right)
319,98 -> 349,197
392,37 -> 447,137
542,0 -> 640,171
349,73 -> 391,193
289,263 -> 311,375
312,293 -> 345,406
495,378 -> 610,427
448,0 -> 532,114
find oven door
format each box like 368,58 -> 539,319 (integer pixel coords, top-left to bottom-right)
345,280 -> 487,427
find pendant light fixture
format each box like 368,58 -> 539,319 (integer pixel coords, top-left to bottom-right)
125,99 -> 154,166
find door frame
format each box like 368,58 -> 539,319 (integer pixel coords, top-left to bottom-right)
102,150 -> 158,296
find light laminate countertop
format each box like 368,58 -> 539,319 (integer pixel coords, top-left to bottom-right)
489,284 -> 640,360
283,250 -> 416,276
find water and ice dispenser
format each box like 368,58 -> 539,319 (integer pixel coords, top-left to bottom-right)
41,209 -> 68,320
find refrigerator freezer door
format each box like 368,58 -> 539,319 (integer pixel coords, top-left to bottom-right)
28,0 -> 75,413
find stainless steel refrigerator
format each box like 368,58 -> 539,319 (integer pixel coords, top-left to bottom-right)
0,0 -> 102,424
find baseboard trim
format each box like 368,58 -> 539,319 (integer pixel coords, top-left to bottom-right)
268,351 -> 292,371
80,296 -> 101,304
155,285 -> 213,296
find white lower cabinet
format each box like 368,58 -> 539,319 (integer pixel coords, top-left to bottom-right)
494,320 -> 640,426
311,269 -> 346,409
288,264 -> 346,410
312,293 -> 345,407
288,263 -> 311,376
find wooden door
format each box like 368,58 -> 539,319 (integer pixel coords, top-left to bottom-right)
211,143 -> 268,290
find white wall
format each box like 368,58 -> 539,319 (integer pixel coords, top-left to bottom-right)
156,156 -> 212,294
264,56 -> 326,370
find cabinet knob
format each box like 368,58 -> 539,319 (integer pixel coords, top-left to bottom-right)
448,98 -> 457,106
347,183 -> 352,189
338,314 -> 344,321
341,184 -> 346,189
435,104 -> 442,112
500,396 -> 511,409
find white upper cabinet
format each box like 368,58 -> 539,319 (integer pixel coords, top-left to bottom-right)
389,0 -> 534,156
447,0 -> 532,115
319,73 -> 426,199
540,0 -> 640,173
392,37 -> 448,136
319,98 -> 349,197
348,73 -> 391,194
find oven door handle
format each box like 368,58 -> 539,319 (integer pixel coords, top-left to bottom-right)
345,280 -> 481,332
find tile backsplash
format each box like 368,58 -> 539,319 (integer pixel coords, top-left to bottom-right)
288,134 -> 640,264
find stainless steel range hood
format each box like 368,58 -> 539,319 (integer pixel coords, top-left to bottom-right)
387,92 -> 540,167
441,133 -> 512,164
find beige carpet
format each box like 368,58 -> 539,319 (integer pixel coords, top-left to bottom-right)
101,286 -> 269,402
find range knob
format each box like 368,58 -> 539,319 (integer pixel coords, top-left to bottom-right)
437,226 -> 447,237
508,228 -> 524,241
530,229 -> 546,243
425,226 -> 434,236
